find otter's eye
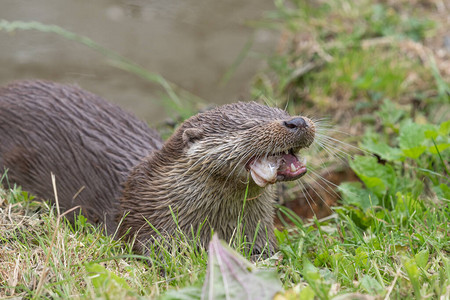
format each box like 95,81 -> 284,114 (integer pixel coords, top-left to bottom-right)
283,117 -> 307,130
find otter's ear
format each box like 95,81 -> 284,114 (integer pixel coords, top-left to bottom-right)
182,128 -> 203,146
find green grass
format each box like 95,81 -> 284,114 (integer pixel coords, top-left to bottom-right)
281,198 -> 450,298
0,189 -> 209,299
252,0 -> 445,120
1,179 -> 448,298
1,0 -> 449,299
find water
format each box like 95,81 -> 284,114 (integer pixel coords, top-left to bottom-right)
0,0 -> 277,123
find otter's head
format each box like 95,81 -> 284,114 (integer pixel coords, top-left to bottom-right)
162,102 -> 315,188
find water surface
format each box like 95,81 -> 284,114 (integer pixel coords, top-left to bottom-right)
0,0 -> 276,123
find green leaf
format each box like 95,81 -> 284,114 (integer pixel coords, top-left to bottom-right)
339,182 -> 379,211
350,155 -> 396,197
415,249 -> 429,269
162,286 -> 203,300
361,138 -> 403,161
277,285 -> 315,300
376,98 -> 405,127
428,143 -> 450,154
303,259 -> 321,281
332,255 -> 355,284
399,120 -> 435,159
360,275 -> 384,295
335,206 -> 373,229
298,285 -> 315,300
424,128 -> 439,140
439,120 -> 450,136
85,263 -> 131,291
355,248 -> 370,269
358,174 -> 387,193
401,146 -> 428,159
201,234 -> 282,300
402,257 -> 422,297
302,259 -> 331,299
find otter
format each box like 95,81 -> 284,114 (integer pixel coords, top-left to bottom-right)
0,80 -> 315,256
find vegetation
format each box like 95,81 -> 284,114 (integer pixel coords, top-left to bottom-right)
1,0 -> 449,299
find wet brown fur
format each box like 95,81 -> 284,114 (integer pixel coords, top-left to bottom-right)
0,80 -> 315,256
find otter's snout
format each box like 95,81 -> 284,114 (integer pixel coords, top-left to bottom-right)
280,116 -> 316,149
283,117 -> 308,130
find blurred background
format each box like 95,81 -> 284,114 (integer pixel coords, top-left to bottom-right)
0,0 -> 277,123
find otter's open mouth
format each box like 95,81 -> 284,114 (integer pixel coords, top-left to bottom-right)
247,149 -> 307,187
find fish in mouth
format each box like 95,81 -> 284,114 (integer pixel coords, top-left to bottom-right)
247,148 -> 307,187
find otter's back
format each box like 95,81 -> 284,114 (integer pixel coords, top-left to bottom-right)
0,80 -> 162,233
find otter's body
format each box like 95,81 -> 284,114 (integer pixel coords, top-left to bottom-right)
0,81 -> 162,233
0,80 -> 315,256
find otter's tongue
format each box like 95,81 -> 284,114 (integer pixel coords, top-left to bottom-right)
249,153 -> 307,187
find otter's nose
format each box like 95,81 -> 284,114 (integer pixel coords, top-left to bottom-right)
283,117 -> 308,129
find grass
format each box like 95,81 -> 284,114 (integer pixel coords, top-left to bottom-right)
1,0 -> 449,299
1,183 -> 448,298
0,187 -> 209,299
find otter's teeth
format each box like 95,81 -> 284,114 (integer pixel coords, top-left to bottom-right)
290,163 -> 298,172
